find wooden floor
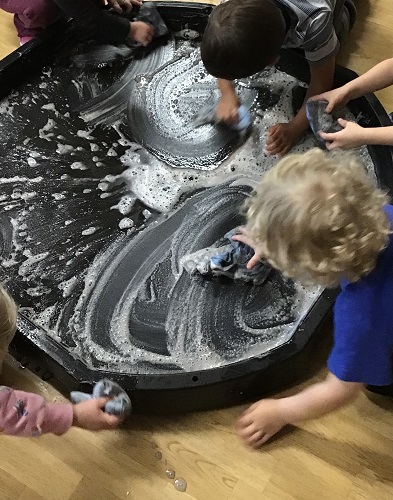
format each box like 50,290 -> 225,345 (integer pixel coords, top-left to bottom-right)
0,2 -> 392,499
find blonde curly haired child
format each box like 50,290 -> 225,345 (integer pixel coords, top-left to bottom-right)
234,148 -> 393,447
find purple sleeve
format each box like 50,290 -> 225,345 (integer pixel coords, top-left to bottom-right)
0,386 -> 73,437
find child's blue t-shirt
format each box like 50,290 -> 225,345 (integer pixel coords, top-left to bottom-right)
328,204 -> 393,386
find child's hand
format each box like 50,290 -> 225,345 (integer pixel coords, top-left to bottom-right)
72,398 -> 121,431
265,122 -> 303,156
319,118 -> 366,149
312,88 -> 350,113
232,227 -> 262,269
235,399 -> 288,447
129,21 -> 154,46
108,0 -> 139,14
216,94 -> 240,125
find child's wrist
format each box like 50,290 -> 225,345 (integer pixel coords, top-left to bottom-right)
71,404 -> 80,427
274,398 -> 293,425
345,83 -> 360,101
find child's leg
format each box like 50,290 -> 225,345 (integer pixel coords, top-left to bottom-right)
0,0 -> 63,40
0,286 -> 17,374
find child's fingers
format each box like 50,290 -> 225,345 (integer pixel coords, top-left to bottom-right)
337,118 -> 348,127
110,1 -> 123,14
95,397 -> 111,409
102,413 -> 122,429
122,0 -> 134,13
246,255 -> 260,270
318,130 -> 336,141
231,233 -> 248,245
325,141 -> 338,151
267,124 -> 280,140
252,432 -> 270,448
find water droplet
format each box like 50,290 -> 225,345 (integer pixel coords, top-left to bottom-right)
174,478 -> 187,492
166,469 -> 175,479
154,451 -> 162,460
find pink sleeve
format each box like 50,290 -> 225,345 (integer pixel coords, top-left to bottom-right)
0,385 -> 73,437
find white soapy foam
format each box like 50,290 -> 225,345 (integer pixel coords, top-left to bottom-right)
118,217 -> 134,229
56,144 -> 74,155
77,130 -> 94,140
81,227 -> 97,236
110,195 -> 136,215
18,251 -> 49,277
27,157 -> 38,167
58,276 -> 78,297
71,162 -> 88,170
52,193 -> 66,200
39,118 -> 56,140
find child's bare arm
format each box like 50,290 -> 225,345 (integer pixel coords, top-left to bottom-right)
216,79 -> 240,125
0,386 -> 121,437
315,58 -> 393,113
266,57 -> 335,156
236,372 -> 362,447
320,119 -> 393,149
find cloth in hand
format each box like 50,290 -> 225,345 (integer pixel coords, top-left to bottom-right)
70,379 -> 132,418
306,98 -> 343,143
193,103 -> 252,133
134,2 -> 169,39
181,228 -> 270,285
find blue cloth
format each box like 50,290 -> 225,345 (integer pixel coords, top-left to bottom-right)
328,205 -> 393,385
70,379 -> 132,418
182,228 -> 270,285
193,104 -> 252,133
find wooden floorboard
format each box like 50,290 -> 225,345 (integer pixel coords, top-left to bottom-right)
1,1 -> 392,499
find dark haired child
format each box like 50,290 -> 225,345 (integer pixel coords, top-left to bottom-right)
200,0 -> 356,156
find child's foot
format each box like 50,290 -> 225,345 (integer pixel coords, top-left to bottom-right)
130,21 -> 154,46
19,36 -> 35,46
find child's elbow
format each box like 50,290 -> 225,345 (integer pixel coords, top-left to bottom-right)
327,372 -> 363,403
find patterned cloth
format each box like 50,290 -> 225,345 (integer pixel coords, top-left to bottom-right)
181,229 -> 271,285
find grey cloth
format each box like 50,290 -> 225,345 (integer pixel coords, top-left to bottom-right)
134,2 -> 169,39
306,98 -> 343,143
181,229 -> 271,285
70,379 -> 132,418
127,2 -> 169,47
